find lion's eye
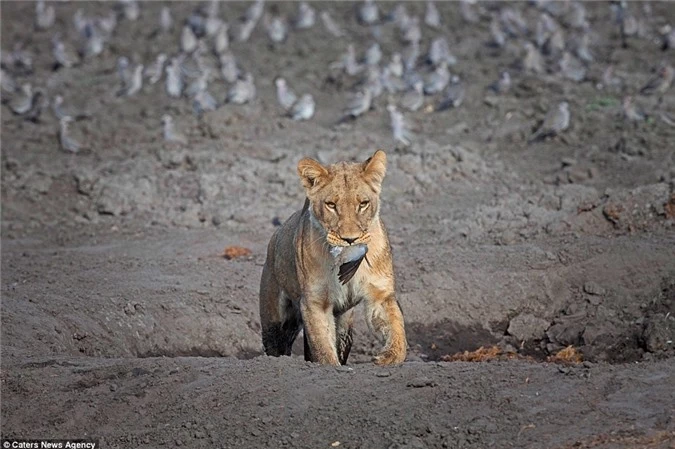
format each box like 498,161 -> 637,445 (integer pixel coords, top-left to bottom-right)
325,201 -> 336,210
359,200 -> 370,209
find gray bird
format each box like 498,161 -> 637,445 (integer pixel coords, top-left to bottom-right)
161,114 -> 187,144
390,4 -> 410,27
437,76 -> 465,110
160,6 -> 173,32
35,0 -> 55,30
522,42 -> 545,74
544,28 -> 566,58
573,32 -> 594,63
400,80 -> 424,111
295,2 -> 315,29
24,90 -> 46,123
236,18 -> 257,43
488,71 -> 511,94
640,65 -> 674,96
388,52 -> 403,78
9,83 -> 34,115
622,96 -> 645,122
59,116 -> 82,153
1,68 -> 16,94
214,23 -> 229,54
205,16 -> 224,37
401,16 -> 421,44
81,23 -> 105,58
661,25 -> 675,51
97,11 -> 118,36
121,0 -> 140,21
566,2 -> 588,29
358,0 -> 379,25
144,53 -> 166,84
320,11 -> 344,37
332,44 -> 364,76
290,93 -> 315,121
219,52 -> 240,83
428,37 -> 456,66
489,16 -> 506,48
165,58 -> 183,98
424,61 -> 449,95
275,77 -> 297,111
265,14 -> 287,43
535,13 -> 557,49
227,72 -> 256,104
558,52 -> 586,82
245,0 -> 265,23
362,66 -> 383,98
459,0 -> 478,24
344,88 -> 372,118
381,67 -> 406,93
185,69 -> 210,98
364,42 -> 382,66
117,56 -> 130,90
181,25 -> 198,53
193,89 -> 219,116
118,64 -> 143,97
52,95 -> 91,121
387,104 -> 412,147
529,101 -> 570,142
331,243 -> 368,285
402,40 -> 420,72
500,7 -> 528,37
52,37 -> 79,69
424,1 -> 441,28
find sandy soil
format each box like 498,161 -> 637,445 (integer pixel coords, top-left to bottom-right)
2,1 -> 675,448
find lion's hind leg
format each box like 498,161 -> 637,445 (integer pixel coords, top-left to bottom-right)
260,264 -> 301,357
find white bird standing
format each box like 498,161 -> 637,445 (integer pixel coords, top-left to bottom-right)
162,114 -> 187,144
424,61 -> 450,94
52,37 -> 79,69
358,0 -> 379,25
118,64 -> 143,97
400,81 -> 424,112
181,25 -> 198,53
145,53 -> 166,84
219,52 -> 240,83
160,6 -> 173,32
9,83 -> 34,115
165,58 -> 183,98
320,11 -> 344,37
387,104 -> 411,147
364,42 -> 382,66
529,101 -> 570,142
59,116 -> 82,153
295,2 -> 316,29
35,0 -> 55,30
227,73 -> 256,104
344,88 -> 372,118
424,1 -> 441,28
290,94 -> 315,121
428,37 -> 456,66
265,14 -> 288,43
275,78 -> 298,111
214,23 -> 229,54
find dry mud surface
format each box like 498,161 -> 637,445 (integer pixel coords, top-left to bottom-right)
2,1 -> 675,448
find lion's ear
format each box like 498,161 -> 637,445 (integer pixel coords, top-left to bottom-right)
297,158 -> 329,190
362,150 -> 387,189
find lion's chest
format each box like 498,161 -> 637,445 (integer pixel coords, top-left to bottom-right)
328,271 -> 366,315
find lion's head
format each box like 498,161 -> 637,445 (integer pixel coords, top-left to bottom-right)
297,150 -> 387,247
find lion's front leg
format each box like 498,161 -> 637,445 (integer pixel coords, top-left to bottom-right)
300,297 -> 340,366
365,286 -> 407,365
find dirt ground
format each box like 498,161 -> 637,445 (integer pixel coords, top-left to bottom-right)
2,1 -> 675,448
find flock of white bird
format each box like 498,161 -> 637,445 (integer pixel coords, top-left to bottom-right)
1,0 -> 674,152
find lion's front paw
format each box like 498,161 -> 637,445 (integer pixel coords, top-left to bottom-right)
374,348 -> 406,366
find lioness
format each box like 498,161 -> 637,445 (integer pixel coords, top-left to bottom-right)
259,150 -> 407,365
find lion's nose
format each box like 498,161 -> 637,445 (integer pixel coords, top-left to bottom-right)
342,237 -> 357,245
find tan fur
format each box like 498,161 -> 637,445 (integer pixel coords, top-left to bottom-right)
259,150 -> 407,365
